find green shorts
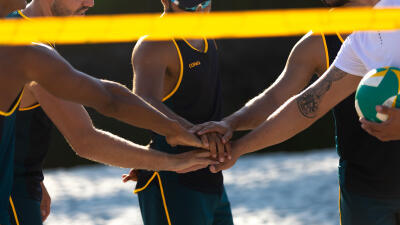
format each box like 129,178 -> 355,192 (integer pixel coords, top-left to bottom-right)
136,172 -> 233,225
340,185 -> 400,225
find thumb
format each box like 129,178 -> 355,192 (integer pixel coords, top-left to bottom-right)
209,164 -> 222,173
377,105 -> 393,115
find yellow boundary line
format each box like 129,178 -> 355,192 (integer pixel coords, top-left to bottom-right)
0,8 -> 400,45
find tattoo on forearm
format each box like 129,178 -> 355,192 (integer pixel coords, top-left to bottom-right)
297,67 -> 346,118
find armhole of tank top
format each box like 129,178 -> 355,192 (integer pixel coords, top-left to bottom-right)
19,103 -> 41,111
18,11 -> 55,48
0,89 -> 25,117
336,32 -> 345,44
321,33 -> 330,70
162,40 -> 184,102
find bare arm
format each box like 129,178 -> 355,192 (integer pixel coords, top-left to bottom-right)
235,66 -> 360,155
29,83 -> 214,171
226,35 -> 325,130
19,44 -> 201,147
195,34 -> 326,142
132,40 -> 193,129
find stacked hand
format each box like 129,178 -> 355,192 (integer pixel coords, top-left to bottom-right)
360,106 -> 400,142
122,120 -> 239,183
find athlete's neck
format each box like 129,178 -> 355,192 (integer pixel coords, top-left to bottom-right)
22,0 -> 53,17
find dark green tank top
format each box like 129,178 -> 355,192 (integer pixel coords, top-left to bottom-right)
0,91 -> 23,224
138,38 -> 223,194
13,105 -> 53,201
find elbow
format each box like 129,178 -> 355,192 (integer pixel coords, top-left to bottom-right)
69,130 -> 97,159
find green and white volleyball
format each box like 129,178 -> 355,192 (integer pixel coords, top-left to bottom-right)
355,67 -> 400,122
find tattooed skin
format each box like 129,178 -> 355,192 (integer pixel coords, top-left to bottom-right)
297,67 -> 347,118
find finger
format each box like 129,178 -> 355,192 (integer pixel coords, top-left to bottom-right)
208,134 -> 217,159
198,125 -> 226,136
190,123 -> 208,133
200,134 -> 209,149
209,165 -> 220,173
214,133 -> 225,162
225,141 -> 232,160
193,150 -> 212,158
177,164 -> 205,173
376,105 -> 392,116
222,131 -> 233,144
360,118 -> 385,132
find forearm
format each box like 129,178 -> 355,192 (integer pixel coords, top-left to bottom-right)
141,96 -> 193,129
234,67 -> 359,156
100,81 -> 178,136
234,95 -> 318,155
223,90 -> 280,131
72,129 -> 174,170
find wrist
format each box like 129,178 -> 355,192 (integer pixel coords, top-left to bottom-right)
158,152 -> 175,171
232,139 -> 251,157
223,116 -> 239,131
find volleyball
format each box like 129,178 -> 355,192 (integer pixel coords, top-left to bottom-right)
355,67 -> 400,122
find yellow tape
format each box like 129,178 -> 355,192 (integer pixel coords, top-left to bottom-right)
0,7 -> 400,45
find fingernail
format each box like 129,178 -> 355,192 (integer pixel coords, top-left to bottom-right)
220,158 -> 224,162
228,156 -> 232,160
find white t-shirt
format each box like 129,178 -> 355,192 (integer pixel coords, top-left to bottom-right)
333,0 -> 400,76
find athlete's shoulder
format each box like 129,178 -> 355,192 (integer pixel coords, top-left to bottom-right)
132,36 -> 176,64
293,32 -> 325,54
287,31 -> 326,72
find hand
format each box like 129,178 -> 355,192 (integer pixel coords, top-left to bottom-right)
360,105 -> 400,141
40,182 -> 51,222
200,133 -> 232,162
209,142 -> 241,173
168,149 -> 219,173
192,120 -> 234,144
122,169 -> 139,183
166,122 -> 205,148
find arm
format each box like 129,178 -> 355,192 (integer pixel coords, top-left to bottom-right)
18,45 -> 201,147
29,83 -> 215,171
40,181 -> 51,222
196,34 -> 326,141
210,66 -> 361,172
237,66 -> 360,154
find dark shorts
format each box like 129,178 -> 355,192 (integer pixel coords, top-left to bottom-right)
8,178 -> 42,225
340,185 -> 400,225
137,172 -> 233,225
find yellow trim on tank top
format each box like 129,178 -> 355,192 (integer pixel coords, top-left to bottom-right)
18,10 -> 55,48
9,197 -> 20,225
321,32 -> 345,69
19,103 -> 40,111
336,32 -> 345,43
162,39 -> 184,102
0,89 -> 25,117
321,32 -> 330,70
183,37 -> 208,53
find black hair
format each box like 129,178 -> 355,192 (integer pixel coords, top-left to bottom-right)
321,0 -> 350,7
